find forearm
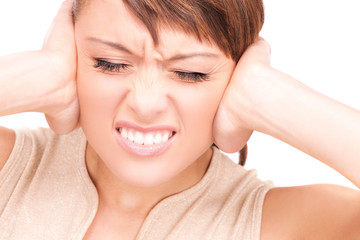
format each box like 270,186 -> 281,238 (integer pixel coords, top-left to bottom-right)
0,51 -> 60,116
253,67 -> 360,188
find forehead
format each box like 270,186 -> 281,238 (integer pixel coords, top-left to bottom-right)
75,0 -> 224,58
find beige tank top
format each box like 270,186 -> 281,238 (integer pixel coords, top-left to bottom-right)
0,128 -> 273,240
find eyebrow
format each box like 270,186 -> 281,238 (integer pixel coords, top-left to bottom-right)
86,37 -> 220,61
167,52 -> 220,62
86,37 -> 133,55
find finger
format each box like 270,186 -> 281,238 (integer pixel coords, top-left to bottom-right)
43,0 -> 75,49
257,37 -> 272,56
239,37 -> 271,66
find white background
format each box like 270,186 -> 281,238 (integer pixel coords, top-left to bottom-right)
0,0 -> 359,189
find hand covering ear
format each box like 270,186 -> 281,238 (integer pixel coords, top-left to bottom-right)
213,38 -> 271,153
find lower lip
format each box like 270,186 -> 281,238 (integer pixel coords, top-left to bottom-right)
115,130 -> 176,157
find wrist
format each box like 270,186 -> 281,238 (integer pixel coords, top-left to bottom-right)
0,50 -> 74,116
0,51 -> 50,115
237,66 -> 305,136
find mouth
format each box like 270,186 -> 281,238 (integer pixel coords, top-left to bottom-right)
115,125 -> 177,157
116,127 -> 176,145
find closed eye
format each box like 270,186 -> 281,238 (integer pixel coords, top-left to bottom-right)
174,71 -> 209,82
94,59 -> 129,73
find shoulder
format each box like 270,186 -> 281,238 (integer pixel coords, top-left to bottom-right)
0,127 -> 59,175
261,184 -> 360,240
0,126 -> 15,172
211,149 -> 273,203
1,127 -> 84,174
213,149 -> 272,190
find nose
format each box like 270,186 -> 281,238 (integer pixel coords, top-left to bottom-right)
126,75 -> 168,122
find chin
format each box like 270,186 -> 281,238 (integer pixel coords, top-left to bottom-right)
110,161 -> 183,188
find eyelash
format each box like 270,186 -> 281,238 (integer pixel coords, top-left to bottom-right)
94,59 -> 129,73
93,59 -> 209,82
173,71 -> 209,82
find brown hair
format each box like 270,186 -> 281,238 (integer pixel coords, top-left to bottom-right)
73,0 -> 264,164
73,0 -> 264,62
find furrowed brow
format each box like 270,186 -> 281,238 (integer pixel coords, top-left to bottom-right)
167,52 -> 220,62
86,37 -> 133,55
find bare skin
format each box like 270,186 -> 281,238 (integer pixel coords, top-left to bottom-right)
1,0 -> 360,239
213,38 -> 360,239
83,142 -> 212,240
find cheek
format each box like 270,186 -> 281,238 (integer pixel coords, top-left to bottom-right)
77,64 -> 128,128
176,82 -> 228,139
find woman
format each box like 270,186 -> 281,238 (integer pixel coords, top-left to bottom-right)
0,0 -> 359,239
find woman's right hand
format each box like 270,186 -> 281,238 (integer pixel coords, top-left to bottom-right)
0,0 -> 78,134
41,0 -> 79,134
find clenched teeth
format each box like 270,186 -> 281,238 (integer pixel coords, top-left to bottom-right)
117,127 -> 175,145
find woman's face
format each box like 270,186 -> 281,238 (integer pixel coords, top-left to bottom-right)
75,0 -> 235,187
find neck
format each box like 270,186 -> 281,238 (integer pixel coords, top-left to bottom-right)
85,144 -> 212,215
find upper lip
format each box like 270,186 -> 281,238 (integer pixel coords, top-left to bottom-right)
115,121 -> 177,134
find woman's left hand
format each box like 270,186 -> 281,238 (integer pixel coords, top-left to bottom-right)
213,37 -> 360,189
213,38 -> 271,153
